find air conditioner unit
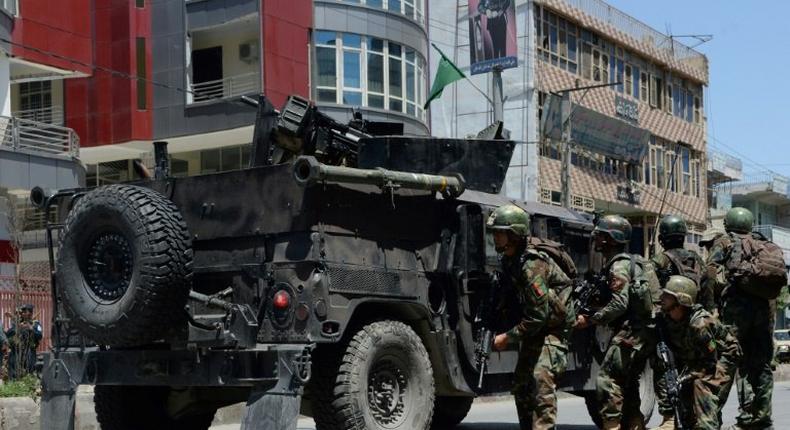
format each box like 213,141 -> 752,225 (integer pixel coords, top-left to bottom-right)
239,40 -> 259,63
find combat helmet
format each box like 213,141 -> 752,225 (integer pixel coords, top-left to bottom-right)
486,204 -> 530,237
658,215 -> 687,241
724,207 -> 754,234
593,215 -> 632,244
662,275 -> 698,307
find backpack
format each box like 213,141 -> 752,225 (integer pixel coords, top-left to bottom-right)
608,253 -> 662,305
528,237 -> 578,280
663,248 -> 704,286
727,232 -> 788,300
526,237 -> 578,331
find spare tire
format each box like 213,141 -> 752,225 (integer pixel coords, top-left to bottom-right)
57,184 -> 192,346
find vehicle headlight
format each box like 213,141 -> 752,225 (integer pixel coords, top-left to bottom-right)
778,345 -> 789,352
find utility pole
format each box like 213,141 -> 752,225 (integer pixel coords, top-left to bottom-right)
555,81 -> 620,208
492,65 -> 504,123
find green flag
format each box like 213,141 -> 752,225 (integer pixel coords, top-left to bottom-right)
424,43 -> 466,110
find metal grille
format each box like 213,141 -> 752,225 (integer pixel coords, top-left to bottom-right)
327,265 -> 401,296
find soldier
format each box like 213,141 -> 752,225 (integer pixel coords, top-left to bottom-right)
707,208 -> 777,430
650,215 -> 714,430
575,215 -> 656,430
6,304 -> 43,379
656,276 -> 740,430
652,215 -> 714,312
487,204 -> 575,430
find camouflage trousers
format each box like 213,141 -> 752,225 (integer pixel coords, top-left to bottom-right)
596,333 -> 652,423
655,364 -> 726,429
718,294 -> 774,429
512,334 -> 568,430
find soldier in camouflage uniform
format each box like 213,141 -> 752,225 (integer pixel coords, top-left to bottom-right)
487,204 -> 575,430
657,276 -> 741,430
575,215 -> 655,430
650,215 -> 714,430
706,207 -> 774,430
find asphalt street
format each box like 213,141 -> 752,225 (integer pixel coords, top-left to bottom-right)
211,381 -> 790,429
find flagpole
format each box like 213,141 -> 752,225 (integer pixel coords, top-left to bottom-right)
464,75 -> 494,105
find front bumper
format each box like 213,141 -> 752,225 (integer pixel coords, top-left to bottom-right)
41,344 -> 313,390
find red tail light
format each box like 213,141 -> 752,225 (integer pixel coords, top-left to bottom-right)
273,290 -> 291,310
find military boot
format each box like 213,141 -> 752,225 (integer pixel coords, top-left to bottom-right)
602,420 -> 621,430
649,415 -> 675,430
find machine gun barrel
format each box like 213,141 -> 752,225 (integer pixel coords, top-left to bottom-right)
293,156 -> 466,198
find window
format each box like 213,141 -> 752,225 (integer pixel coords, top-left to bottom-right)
135,0 -> 144,7
316,31 -> 338,103
650,75 -> 662,109
694,96 -> 701,124
624,65 -> 633,96
681,146 -> 690,195
136,37 -> 146,110
665,82 -> 673,114
537,10 -> 579,74
640,72 -> 648,102
19,81 -> 52,117
201,145 -> 251,174
314,31 -> 426,121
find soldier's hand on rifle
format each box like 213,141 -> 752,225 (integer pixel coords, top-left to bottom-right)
574,314 -> 591,329
493,333 -> 509,351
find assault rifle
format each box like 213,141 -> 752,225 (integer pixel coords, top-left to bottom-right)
572,272 -> 609,317
474,270 -> 501,390
656,317 -> 686,430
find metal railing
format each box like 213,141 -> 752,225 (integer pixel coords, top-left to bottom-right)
12,106 -> 65,125
755,225 -> 790,254
731,172 -> 790,196
0,115 -> 80,157
190,72 -> 260,103
548,0 -> 707,74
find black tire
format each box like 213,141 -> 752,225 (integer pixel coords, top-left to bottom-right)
95,386 -> 215,430
431,396 -> 474,429
313,320 -> 435,430
583,363 -> 655,429
57,184 -> 192,346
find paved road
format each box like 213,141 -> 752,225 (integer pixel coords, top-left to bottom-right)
211,381 -> 790,429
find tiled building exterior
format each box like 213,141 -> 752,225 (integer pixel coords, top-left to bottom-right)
429,0 -> 710,256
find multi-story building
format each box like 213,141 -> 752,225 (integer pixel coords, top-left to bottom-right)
71,0 -> 429,184
429,0 -> 710,256
0,0 -> 86,283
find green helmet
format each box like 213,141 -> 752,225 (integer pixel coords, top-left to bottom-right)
486,204 -> 530,237
724,207 -> 754,234
662,275 -> 698,307
593,215 -> 632,244
658,215 -> 687,240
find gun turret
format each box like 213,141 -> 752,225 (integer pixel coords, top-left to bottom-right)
293,156 -> 466,199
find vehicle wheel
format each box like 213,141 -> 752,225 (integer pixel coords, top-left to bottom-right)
95,386 -> 215,430
431,396 -> 473,429
57,184 -> 192,346
583,362 -> 655,429
314,320 -> 435,430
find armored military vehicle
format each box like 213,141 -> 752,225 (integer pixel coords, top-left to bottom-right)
35,95 -> 653,430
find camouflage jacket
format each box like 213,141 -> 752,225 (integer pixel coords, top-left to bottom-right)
663,305 -> 741,374
591,254 -> 655,347
501,249 -> 572,345
652,249 -> 716,313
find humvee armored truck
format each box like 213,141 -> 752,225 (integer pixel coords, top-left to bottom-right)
35,95 -> 653,430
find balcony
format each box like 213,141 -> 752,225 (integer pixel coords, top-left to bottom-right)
731,172 -> 790,206
708,148 -> 743,185
190,72 -> 260,104
0,115 -> 79,157
11,106 -> 64,126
